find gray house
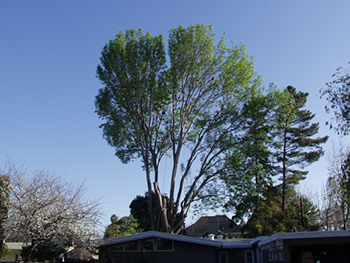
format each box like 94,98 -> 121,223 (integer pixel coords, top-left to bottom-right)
100,230 -> 350,263
257,230 -> 350,263
100,231 -> 256,263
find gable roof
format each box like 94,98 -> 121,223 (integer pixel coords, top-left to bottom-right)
185,215 -> 241,237
101,231 -> 255,249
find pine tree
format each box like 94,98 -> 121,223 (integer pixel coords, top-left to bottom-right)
274,86 -> 328,212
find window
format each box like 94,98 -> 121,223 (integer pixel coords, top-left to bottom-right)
108,238 -> 173,252
139,238 -> 154,251
156,238 -> 173,250
245,250 -> 254,263
219,251 -> 228,263
124,241 -> 138,251
109,244 -> 123,251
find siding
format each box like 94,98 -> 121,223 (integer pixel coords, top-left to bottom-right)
100,240 -> 219,263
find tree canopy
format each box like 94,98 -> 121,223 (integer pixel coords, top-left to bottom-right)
197,86 -> 327,236
104,215 -> 141,239
275,86 -> 328,212
321,62 -> 350,135
95,24 -> 261,234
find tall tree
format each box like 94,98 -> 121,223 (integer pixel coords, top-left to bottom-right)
217,87 -> 277,224
321,62 -> 350,135
322,141 -> 350,230
95,24 -> 261,234
274,86 -> 328,212
1,161 -> 101,263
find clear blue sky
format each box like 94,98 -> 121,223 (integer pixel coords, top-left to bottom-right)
1,1 -> 350,228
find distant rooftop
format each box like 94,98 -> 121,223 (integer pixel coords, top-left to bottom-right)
185,215 -> 241,237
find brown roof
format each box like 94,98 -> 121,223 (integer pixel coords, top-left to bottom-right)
186,215 -> 241,237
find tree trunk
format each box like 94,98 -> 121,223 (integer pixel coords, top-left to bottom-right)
282,129 -> 287,213
24,240 -> 39,263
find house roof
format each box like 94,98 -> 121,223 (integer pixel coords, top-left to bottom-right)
101,231 -> 255,249
5,242 -> 28,251
258,230 -> 350,246
185,215 -> 241,237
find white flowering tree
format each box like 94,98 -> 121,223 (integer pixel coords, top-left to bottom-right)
2,161 -> 101,262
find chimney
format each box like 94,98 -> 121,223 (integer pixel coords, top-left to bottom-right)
208,216 -> 218,237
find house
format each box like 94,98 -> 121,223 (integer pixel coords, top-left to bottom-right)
185,215 -> 242,238
0,242 -> 26,263
65,247 -> 98,262
257,230 -> 350,263
100,230 -> 350,263
99,231 -> 257,263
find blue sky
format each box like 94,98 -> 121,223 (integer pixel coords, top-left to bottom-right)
1,1 -> 350,228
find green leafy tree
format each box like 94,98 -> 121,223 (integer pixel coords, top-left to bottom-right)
240,185 -> 284,237
242,187 -> 319,237
129,193 -> 156,232
220,87 -> 277,224
321,62 -> 350,135
274,86 -> 328,212
95,24 -> 260,233
104,215 -> 141,239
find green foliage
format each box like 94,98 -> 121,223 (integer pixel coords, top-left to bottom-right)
96,24 -> 260,233
0,243 -> 10,260
129,193 -> 183,232
321,62 -> 350,135
341,154 -> 350,207
104,215 -> 141,239
242,187 -> 319,237
96,28 -> 169,164
221,87 -> 277,222
283,193 -> 320,232
216,86 -> 325,234
274,86 -> 328,211
129,193 -> 154,232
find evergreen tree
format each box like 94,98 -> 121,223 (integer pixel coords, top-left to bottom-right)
221,88 -> 276,224
104,215 -> 141,239
274,86 -> 328,212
